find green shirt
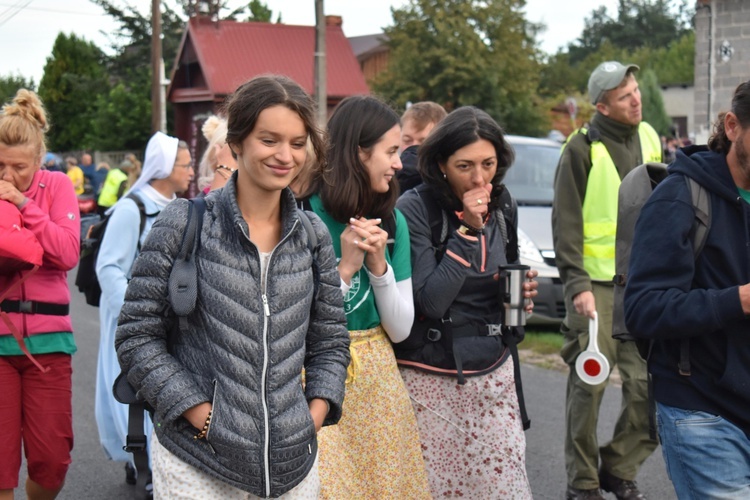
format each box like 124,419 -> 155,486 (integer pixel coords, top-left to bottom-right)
738,186 -> 750,204
0,332 -> 77,356
309,194 -> 412,331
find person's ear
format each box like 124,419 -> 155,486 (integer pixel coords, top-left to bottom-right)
596,101 -> 609,116
228,143 -> 240,160
438,162 -> 447,179
725,112 -> 742,142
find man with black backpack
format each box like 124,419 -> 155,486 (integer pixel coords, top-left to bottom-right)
624,81 -> 750,499
552,61 -> 662,500
93,132 -> 193,498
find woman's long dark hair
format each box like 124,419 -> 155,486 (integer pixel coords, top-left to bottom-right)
708,80 -> 750,154
418,106 -> 514,212
306,95 -> 401,223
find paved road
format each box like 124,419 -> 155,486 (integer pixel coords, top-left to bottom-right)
16,271 -> 675,499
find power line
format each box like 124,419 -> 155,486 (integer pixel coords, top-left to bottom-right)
0,0 -> 33,28
0,1 -> 105,18
0,0 -> 24,20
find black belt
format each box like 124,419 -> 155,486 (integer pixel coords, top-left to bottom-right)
0,300 -> 69,316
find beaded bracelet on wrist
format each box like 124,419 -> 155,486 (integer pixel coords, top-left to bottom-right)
459,221 -> 484,236
194,410 -> 213,440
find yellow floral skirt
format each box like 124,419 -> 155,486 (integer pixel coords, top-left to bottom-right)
317,326 -> 431,500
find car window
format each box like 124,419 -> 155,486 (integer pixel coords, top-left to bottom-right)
504,142 -> 561,205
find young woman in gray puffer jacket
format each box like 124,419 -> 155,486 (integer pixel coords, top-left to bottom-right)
115,75 -> 351,499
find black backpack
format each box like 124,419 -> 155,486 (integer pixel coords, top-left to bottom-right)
75,193 -> 158,307
396,184 -> 529,429
113,199 -> 321,498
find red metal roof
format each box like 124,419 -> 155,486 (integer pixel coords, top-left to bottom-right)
170,17 -> 369,101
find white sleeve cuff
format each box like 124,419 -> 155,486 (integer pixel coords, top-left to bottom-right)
340,276 -> 351,296
365,262 -> 395,287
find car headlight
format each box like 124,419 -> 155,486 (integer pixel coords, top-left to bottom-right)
517,228 -> 544,263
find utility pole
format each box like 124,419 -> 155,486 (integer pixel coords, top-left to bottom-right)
314,0 -> 326,126
151,0 -> 163,134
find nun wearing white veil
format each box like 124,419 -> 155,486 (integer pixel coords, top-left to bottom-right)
93,132 -> 194,490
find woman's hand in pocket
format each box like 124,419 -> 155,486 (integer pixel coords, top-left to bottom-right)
308,398 -> 329,433
183,402 -> 213,431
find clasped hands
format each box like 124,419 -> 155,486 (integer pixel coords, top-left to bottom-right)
338,216 -> 388,284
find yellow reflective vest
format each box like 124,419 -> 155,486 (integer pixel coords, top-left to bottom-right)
579,122 -> 661,281
97,168 -> 129,209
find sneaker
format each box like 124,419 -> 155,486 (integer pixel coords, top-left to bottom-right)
566,485 -> 605,500
599,468 -> 646,500
124,462 -> 136,485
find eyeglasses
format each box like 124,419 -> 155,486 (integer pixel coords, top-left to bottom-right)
174,162 -> 194,170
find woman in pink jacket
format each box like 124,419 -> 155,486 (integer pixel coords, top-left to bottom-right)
0,90 -> 80,500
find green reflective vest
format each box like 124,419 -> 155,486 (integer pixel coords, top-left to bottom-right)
578,122 -> 661,281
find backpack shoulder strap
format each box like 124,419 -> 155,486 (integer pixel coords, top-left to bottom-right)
169,198 -> 206,335
496,186 -> 519,263
125,193 -> 159,252
125,193 -> 147,251
687,176 -> 711,258
414,184 -> 449,257
297,208 -> 318,252
297,209 -> 320,301
676,177 -> 711,377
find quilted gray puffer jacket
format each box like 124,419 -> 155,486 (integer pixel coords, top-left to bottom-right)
115,180 -> 350,497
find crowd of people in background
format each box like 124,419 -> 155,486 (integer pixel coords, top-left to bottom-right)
1,59 -> 749,500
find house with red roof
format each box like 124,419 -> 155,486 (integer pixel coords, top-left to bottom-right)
168,15 -> 369,156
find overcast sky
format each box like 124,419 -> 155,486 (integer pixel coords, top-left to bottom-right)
0,0 -> 620,85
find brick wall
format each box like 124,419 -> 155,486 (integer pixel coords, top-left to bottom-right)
694,0 -> 750,142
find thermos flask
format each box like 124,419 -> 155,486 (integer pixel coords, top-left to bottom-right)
498,264 -> 530,327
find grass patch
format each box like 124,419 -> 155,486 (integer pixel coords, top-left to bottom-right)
521,328 -> 564,355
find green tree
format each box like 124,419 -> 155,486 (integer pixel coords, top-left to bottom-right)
38,33 -> 109,151
632,31 -> 694,85
92,0 -> 188,79
88,0 -> 255,149
539,4 -> 694,101
373,0 -> 547,136
568,0 -> 691,65
639,69 -> 672,136
0,73 -> 35,105
247,0 -> 272,22
88,1 -> 195,149
87,69 -> 152,150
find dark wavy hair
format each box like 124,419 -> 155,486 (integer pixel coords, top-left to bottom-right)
418,106 -> 515,211
708,80 -> 750,154
306,95 -> 401,223
224,74 -> 326,171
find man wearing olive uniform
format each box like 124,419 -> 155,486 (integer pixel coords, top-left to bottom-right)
552,61 -> 661,500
